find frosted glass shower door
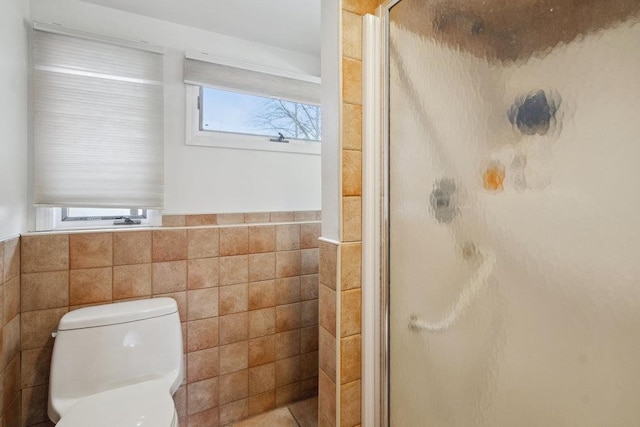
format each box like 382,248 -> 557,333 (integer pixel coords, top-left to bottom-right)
386,1 -> 640,425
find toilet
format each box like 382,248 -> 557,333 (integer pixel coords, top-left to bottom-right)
48,297 -> 184,426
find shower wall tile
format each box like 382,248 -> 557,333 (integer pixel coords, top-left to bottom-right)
342,58 -> 363,106
342,104 -> 363,151
342,197 -> 362,243
342,0 -> 378,15
340,379 -> 361,427
185,214 -> 218,227
16,213 -> 320,426
340,289 -> 361,338
343,10 -> 363,60
342,150 -> 363,197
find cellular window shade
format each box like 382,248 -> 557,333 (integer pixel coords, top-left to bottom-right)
184,57 -> 321,105
33,29 -> 164,209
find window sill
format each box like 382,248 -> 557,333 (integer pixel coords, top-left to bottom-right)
186,131 -> 321,155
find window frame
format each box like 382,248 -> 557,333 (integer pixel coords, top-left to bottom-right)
185,84 -> 321,155
35,207 -> 162,231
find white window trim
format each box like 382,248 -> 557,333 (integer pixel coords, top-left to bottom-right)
35,207 -> 162,231
185,85 -> 321,156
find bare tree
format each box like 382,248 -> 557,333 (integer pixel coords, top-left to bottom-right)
249,99 -> 321,140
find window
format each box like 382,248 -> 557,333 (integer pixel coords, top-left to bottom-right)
32,23 -> 164,231
200,87 -> 321,142
184,55 -> 321,155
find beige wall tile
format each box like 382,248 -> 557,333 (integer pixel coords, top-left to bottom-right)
340,379 -> 361,427
275,251 -> 301,278
248,280 -> 275,310
342,103 -> 363,151
3,237 -> 19,282
319,241 -> 338,290
342,0 -> 378,16
269,212 -> 295,222
220,227 -> 249,256
152,260 -> 187,294
301,248 -> 319,275
275,277 -> 300,306
219,369 -> 248,405
5,390 -> 22,427
276,303 -> 301,332
187,406 -> 219,427
219,312 -> 249,345
155,291 -> 187,323
4,276 -> 20,323
319,327 -> 337,382
20,346 -> 52,389
69,267 -> 112,305
186,214 -> 218,226
275,329 -> 300,360
21,272 -> 68,312
245,213 -> 270,224
301,325 -> 319,354
294,211 -> 319,222
3,316 -> 21,370
187,258 -> 219,290
319,285 -> 336,336
113,231 -> 152,265
219,283 -> 248,315
342,150 -> 362,197
248,226 -> 276,254
301,300 -> 319,328
248,308 -> 275,339
187,228 -> 219,259
248,253 -> 275,282
340,334 -> 361,385
153,230 -> 187,262
22,384 -> 49,426
301,274 -> 319,300
343,10 -> 363,60
220,341 -> 249,375
276,382 -> 301,406
342,58 -> 362,106
275,355 -> 300,387
4,353 -> 21,410
173,385 -> 187,418
187,287 -> 218,321
216,213 -> 246,225
341,289 -> 362,338
342,196 -> 362,242
318,369 -> 336,425
219,398 -> 248,425
248,390 -> 276,416
187,377 -> 219,415
301,377 -> 318,399
112,264 -> 151,300
301,350 -> 319,380
162,215 -> 186,227
340,243 -> 361,290
249,335 -> 276,368
248,362 -> 275,396
69,233 -> 112,269
275,224 -> 300,251
21,307 -> 68,351
300,223 -> 321,249
187,317 -> 218,352
21,234 -> 69,273
187,347 -> 219,383
219,255 -> 248,286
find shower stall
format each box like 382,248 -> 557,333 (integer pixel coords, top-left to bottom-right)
369,0 -> 640,425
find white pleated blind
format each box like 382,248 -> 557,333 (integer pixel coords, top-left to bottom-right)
33,27 -> 164,208
184,57 -> 321,105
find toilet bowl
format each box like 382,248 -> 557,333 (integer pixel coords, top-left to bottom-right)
48,298 -> 184,426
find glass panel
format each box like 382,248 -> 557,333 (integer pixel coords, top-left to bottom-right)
387,0 -> 640,425
200,87 -> 322,141
63,208 -> 145,220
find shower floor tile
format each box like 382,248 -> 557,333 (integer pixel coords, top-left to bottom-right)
231,396 -> 318,427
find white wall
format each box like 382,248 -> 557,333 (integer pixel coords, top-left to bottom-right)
29,0 -> 322,215
0,0 -> 29,240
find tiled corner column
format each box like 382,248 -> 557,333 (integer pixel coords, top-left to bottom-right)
0,236 -> 22,427
17,211 -> 321,427
318,0 -> 378,426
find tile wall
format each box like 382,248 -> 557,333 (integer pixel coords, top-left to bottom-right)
16,211 -> 320,427
0,236 -> 22,426
318,0 -> 380,426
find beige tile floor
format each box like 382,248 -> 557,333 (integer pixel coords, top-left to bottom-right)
231,397 -> 318,427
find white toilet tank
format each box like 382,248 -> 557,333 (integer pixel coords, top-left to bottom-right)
48,298 -> 184,423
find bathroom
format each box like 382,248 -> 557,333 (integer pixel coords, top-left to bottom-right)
2,0 -> 640,426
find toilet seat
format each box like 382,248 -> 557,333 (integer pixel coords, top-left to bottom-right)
56,380 -> 177,427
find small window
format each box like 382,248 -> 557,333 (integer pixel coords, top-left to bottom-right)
35,207 -> 161,231
200,87 -> 321,142
61,208 -> 147,222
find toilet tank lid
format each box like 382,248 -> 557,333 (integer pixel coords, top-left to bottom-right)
58,298 -> 178,331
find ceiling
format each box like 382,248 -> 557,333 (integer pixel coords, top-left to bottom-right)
79,0 -> 322,57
